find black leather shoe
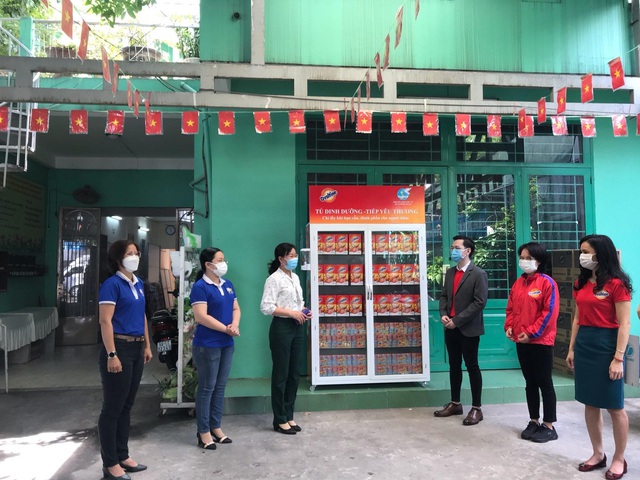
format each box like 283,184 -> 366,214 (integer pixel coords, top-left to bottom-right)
197,432 -> 217,450
462,407 -> 483,426
211,431 -> 233,444
119,462 -> 147,473
273,424 -> 296,435
434,402 -> 463,417
288,423 -> 302,432
102,467 -> 131,480
578,454 -> 607,472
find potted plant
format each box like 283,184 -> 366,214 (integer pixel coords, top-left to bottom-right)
176,27 -> 199,62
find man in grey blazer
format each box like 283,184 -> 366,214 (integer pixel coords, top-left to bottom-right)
435,235 -> 489,426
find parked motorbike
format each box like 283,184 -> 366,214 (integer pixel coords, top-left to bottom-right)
150,309 -> 179,371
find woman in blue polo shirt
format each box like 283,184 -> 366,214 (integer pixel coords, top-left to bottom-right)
98,240 -> 153,480
190,247 -> 241,450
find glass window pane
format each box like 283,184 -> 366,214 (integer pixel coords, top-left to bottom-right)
306,172 -> 368,185
529,175 -> 586,249
456,123 -> 583,164
381,173 -> 442,300
457,174 -> 516,299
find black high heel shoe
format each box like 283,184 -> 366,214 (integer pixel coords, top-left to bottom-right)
102,467 -> 131,480
211,430 -> 233,444
197,432 -> 217,450
119,461 -> 148,473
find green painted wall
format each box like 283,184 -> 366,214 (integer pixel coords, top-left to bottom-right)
196,112 -> 297,379
203,0 -> 632,74
591,118 -> 640,336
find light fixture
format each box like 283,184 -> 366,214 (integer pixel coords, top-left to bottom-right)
138,226 -> 150,232
110,215 -> 122,221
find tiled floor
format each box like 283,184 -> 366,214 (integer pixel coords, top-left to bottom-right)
2,343 -> 172,391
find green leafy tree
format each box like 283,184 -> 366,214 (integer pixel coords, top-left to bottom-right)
85,0 -> 157,27
0,0 -> 45,55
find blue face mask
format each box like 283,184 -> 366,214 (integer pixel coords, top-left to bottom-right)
450,248 -> 465,263
285,258 -> 298,270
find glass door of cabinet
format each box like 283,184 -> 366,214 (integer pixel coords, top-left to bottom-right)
315,229 -> 368,379
370,228 -> 426,377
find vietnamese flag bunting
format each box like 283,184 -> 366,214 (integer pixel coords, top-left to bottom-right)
145,111 -> 163,135
70,110 -> 88,134
365,70 -> 371,101
383,35 -> 390,70
537,98 -> 547,124
218,111 -> 235,135
105,111 -> 124,135
181,111 -> 199,135
145,92 -> 151,116
391,112 -> 407,133
350,98 -> 355,124
422,113 -> 439,136
127,81 -> 132,110
254,111 -> 272,133
288,110 -> 306,134
580,117 -> 596,138
61,0 -> 73,39
581,73 -> 593,103
356,85 -> 361,113
518,108 -> 527,130
111,62 -> 120,96
395,6 -> 403,48
77,21 -> 90,61
415,0 -> 420,19
487,115 -> 501,138
556,87 -> 567,115
101,47 -> 111,84
551,116 -> 568,136
324,110 -> 341,133
0,106 -> 8,132
455,114 -> 471,136
374,53 -> 383,88
608,57 -> 625,91
30,108 -> 49,132
356,111 -> 372,134
133,90 -> 140,118
518,115 -> 534,138
41,0 -> 48,7
612,114 -> 627,137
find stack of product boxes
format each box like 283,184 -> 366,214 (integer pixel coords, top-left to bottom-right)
550,249 -> 581,375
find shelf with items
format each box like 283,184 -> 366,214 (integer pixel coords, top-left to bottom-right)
375,351 -> 423,375
317,231 -> 364,256
371,231 -> 420,256
319,322 -> 367,349
319,352 -> 368,377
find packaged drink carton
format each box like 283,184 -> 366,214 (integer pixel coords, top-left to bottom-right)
349,295 -> 363,316
401,295 -> 414,315
317,264 -> 324,285
377,294 -> 390,316
388,232 -> 400,253
336,295 -> 350,316
412,294 -> 421,313
373,264 -> 390,285
324,295 -> 336,316
350,264 -> 364,285
324,234 -> 336,254
318,295 -> 327,316
388,264 -> 402,285
401,264 -> 415,284
336,264 -> 350,285
400,232 -> 414,253
390,294 -> 403,316
324,264 -> 337,285
348,233 -> 362,255
373,233 -> 388,254
317,234 -> 327,254
335,233 -> 349,255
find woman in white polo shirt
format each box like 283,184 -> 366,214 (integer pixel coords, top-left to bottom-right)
98,240 -> 152,480
190,247 -> 240,450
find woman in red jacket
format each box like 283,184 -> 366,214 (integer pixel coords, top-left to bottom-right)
505,242 -> 559,443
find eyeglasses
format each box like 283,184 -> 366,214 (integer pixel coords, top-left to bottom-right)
125,251 -> 141,257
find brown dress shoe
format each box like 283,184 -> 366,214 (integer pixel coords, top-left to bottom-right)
462,407 -> 483,425
434,402 -> 463,417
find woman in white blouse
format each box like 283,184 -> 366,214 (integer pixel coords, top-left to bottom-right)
260,242 -> 312,434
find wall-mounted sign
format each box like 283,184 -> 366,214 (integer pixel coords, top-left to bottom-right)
0,175 -> 45,252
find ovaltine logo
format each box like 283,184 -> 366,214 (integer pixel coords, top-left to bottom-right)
528,289 -> 542,299
320,188 -> 338,203
595,290 -> 610,300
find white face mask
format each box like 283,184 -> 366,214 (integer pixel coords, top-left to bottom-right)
579,253 -> 598,270
211,261 -> 228,277
519,259 -> 538,274
122,255 -> 139,273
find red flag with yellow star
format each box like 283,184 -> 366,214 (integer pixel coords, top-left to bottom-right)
374,53 -> 383,88
365,71 -> 371,101
218,111 -> 235,135
422,113 -> 438,136
551,116 -> 568,136
608,57 -> 625,91
581,73 -> 593,103
30,108 -> 49,132
487,115 -> 501,138
395,6 -> 403,48
70,110 -> 88,134
112,62 -> 120,96
324,110 -> 341,133
390,112 -> 406,133
356,111 -> 372,134
61,0 -> 73,39
537,98 -> 546,124
455,114 -> 471,136
415,0 -> 420,19
127,81 -> 133,110
77,21 -> 90,61
612,115 -> 627,137
254,111 -> 271,134
105,111 -> 124,135
580,117 -> 596,138
556,87 -> 567,114
288,110 -> 305,134
518,115 -> 534,138
0,106 -> 8,132
145,111 -> 163,135
134,90 -> 140,118
518,108 -> 527,130
383,35 -> 390,70
181,111 -> 199,135
101,46 -> 111,84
